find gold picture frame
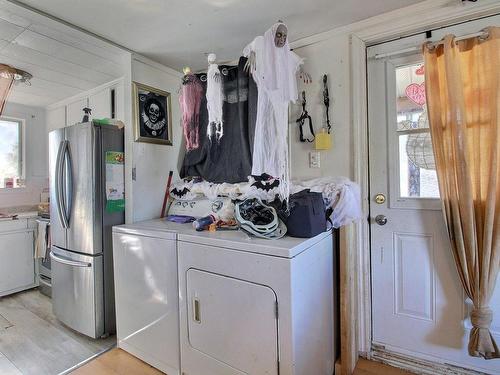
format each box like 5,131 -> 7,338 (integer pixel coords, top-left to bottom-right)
132,81 -> 173,145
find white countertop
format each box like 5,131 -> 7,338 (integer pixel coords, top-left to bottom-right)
0,211 -> 39,222
113,219 -> 333,259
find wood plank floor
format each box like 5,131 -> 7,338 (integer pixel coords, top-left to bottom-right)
355,358 -> 415,375
73,349 -> 415,375
71,349 -> 163,375
0,289 -> 115,375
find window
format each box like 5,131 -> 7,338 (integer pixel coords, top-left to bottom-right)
395,63 -> 439,199
0,117 -> 24,188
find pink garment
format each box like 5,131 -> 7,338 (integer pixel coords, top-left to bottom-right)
179,74 -> 204,151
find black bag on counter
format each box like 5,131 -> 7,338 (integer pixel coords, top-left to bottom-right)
285,189 -> 327,238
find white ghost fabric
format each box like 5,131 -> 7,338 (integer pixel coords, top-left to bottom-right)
206,62 -> 223,142
243,23 -> 303,201
169,176 -> 363,228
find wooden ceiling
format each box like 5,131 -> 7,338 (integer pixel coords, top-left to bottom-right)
0,0 -> 128,108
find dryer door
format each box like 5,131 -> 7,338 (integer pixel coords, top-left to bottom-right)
186,269 -> 279,375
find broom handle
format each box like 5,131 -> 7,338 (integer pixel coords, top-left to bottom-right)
161,171 -> 174,218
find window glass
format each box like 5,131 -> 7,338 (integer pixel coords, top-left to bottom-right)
0,118 -> 23,188
395,64 -> 439,198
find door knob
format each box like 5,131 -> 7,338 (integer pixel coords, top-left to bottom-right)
374,215 -> 387,226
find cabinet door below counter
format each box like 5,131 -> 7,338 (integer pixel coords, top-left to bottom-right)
0,230 -> 36,297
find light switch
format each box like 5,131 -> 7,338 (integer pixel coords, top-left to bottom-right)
309,151 -> 320,168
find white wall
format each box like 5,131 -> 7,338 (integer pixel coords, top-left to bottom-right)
0,103 -> 47,208
129,55 -> 183,222
289,34 -> 352,180
126,39 -> 353,221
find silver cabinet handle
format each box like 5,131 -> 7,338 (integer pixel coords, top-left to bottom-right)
50,252 -> 91,268
193,298 -> 201,323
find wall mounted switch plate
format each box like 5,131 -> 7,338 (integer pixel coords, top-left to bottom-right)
309,151 -> 320,168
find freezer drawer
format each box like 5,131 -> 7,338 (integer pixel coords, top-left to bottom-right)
51,247 -> 104,338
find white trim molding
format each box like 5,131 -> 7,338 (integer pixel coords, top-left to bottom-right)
132,53 -> 183,79
291,0 -> 500,49
349,33 -> 371,357
371,345 -> 487,375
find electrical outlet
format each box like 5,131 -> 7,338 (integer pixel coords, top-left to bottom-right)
309,151 -> 320,168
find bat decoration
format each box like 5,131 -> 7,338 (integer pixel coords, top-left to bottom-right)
171,187 -> 191,198
251,179 -> 280,192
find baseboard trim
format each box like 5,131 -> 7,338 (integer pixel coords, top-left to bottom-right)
370,345 -> 487,375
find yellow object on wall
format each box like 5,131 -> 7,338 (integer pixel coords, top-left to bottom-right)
315,128 -> 332,150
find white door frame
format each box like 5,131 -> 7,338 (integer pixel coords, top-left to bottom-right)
349,0 -> 500,368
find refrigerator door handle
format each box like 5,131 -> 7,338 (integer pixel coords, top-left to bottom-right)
64,141 -> 73,226
55,140 -> 69,229
50,252 -> 91,268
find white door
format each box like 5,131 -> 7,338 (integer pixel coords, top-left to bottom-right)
185,269 -> 278,375
368,15 -> 500,374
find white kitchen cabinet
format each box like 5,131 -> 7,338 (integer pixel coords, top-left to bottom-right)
47,79 -> 123,138
0,220 -> 37,297
46,106 -> 66,133
88,87 -> 112,120
66,97 -> 88,127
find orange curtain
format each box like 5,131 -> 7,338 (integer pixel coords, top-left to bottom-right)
424,27 -> 499,359
0,64 -> 15,115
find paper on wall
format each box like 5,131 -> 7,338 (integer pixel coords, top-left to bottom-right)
105,151 -> 125,212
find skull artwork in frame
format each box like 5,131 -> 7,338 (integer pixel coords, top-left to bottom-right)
133,81 -> 172,145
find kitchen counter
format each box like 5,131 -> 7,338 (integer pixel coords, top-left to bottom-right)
0,206 -> 40,221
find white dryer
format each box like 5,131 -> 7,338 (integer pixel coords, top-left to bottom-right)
176,227 -> 336,375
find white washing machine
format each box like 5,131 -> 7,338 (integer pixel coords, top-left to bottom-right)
112,223 -> 180,375
112,220 -> 336,375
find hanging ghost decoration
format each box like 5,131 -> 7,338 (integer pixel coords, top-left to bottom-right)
206,53 -> 224,143
179,72 -> 203,151
243,22 -> 303,202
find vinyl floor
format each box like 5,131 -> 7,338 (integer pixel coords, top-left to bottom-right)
0,289 -> 115,375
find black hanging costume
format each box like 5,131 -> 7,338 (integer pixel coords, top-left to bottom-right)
180,57 -> 258,183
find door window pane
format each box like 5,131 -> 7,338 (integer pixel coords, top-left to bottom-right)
0,118 -> 23,188
396,63 -> 439,199
398,134 -> 440,198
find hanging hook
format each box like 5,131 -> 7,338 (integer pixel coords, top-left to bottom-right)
323,74 -> 331,134
296,91 -> 315,143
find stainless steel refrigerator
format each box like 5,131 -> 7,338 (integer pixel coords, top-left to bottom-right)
49,121 -> 124,338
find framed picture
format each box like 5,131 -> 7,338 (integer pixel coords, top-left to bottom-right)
132,81 -> 173,145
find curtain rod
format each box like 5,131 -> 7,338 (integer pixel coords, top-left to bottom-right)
426,29 -> 489,49
373,29 -> 489,59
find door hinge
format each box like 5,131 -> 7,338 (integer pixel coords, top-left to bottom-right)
132,166 -> 136,181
